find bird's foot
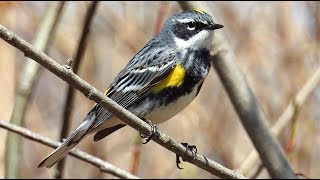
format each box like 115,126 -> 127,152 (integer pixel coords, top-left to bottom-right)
140,118 -> 159,144
176,142 -> 198,169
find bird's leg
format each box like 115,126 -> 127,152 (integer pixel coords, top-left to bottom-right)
139,118 -> 159,144
176,142 -> 198,169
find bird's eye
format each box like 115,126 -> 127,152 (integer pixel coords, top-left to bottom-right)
187,21 -> 196,30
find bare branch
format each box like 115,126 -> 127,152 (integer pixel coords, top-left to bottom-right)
178,1 -> 296,179
5,2 -> 65,178
0,120 -> 139,179
239,67 -> 320,175
250,163 -> 264,179
129,135 -> 142,175
57,2 -> 99,178
0,24 -> 246,179
154,2 -> 169,34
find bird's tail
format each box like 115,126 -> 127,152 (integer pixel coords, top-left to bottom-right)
38,111 -> 96,168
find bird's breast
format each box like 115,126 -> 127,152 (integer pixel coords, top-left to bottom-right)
143,81 -> 204,124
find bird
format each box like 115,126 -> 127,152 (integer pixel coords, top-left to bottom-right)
38,9 -> 223,168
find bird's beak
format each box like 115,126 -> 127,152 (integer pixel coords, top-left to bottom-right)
207,23 -> 224,30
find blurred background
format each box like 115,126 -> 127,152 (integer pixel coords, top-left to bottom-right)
0,1 -> 319,178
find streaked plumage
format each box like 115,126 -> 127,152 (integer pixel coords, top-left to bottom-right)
38,9 -> 223,168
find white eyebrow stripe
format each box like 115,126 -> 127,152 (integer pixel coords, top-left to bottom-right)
177,18 -> 194,23
176,18 -> 208,25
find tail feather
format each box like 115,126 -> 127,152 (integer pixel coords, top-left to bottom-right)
38,111 -> 96,168
38,128 -> 88,168
93,124 -> 126,142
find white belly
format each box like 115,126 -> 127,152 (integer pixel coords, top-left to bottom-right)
145,83 -> 201,124
93,82 -> 203,132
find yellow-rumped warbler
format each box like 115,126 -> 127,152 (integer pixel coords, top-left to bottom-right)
38,9 -> 223,168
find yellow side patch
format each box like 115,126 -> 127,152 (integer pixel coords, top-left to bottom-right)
152,64 -> 186,93
193,9 -> 206,14
104,88 -> 110,95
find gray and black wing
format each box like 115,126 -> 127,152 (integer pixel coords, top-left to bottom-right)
92,45 -> 178,136
38,44 -> 177,168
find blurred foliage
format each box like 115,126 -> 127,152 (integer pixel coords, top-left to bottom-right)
0,1 -> 319,178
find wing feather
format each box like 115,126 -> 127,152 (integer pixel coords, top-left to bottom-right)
91,46 -> 177,130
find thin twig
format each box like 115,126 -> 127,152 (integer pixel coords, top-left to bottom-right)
0,24 -> 246,179
178,1 -> 296,179
285,103 -> 300,159
238,67 -> 320,175
0,120 -> 139,179
4,2 -> 65,178
129,135 -> 142,175
56,2 -> 99,178
154,2 -> 169,34
250,163 -> 264,179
